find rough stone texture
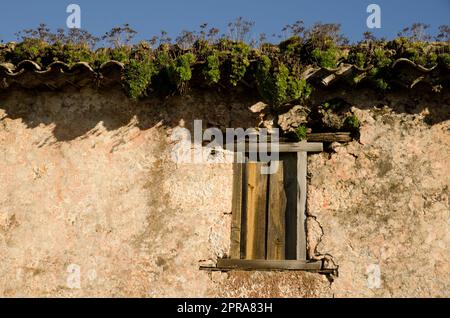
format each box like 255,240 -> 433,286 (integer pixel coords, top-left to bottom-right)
277,105 -> 309,133
307,106 -> 450,297
0,86 -> 448,297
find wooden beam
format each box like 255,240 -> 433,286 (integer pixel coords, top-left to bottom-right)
214,259 -> 323,271
267,162 -> 287,260
230,163 -> 243,259
296,151 -> 307,260
226,142 -> 323,153
307,132 -> 352,143
244,162 -> 268,260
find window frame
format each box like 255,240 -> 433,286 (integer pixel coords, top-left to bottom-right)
204,141 -> 326,272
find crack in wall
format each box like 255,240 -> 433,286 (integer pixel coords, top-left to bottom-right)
306,215 -> 339,282
306,161 -> 339,282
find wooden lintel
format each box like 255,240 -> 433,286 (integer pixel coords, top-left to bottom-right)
226,142 -> 323,153
307,132 -> 352,143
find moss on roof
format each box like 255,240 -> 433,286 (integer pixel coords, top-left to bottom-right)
0,23 -> 449,105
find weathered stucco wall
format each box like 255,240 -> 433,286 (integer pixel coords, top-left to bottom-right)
0,87 -> 448,297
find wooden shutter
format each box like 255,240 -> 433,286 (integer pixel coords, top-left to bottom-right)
267,162 -> 287,260
230,154 -> 305,261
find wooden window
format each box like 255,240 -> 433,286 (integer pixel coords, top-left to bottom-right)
215,142 -> 324,271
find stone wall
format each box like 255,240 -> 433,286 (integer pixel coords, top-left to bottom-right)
0,86 -> 448,297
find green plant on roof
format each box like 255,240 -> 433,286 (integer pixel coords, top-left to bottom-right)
344,114 -> 360,130
5,24 -> 100,66
8,39 -> 48,65
203,51 -> 221,85
321,99 -> 348,111
109,46 -> 131,63
256,55 -> 311,106
367,48 -> 392,90
310,47 -> 340,68
167,53 -> 196,90
437,53 -> 450,66
1,21 -> 449,102
229,42 -> 250,86
123,58 -> 156,100
388,25 -> 442,68
295,124 -> 308,141
278,36 -> 302,59
299,22 -> 347,68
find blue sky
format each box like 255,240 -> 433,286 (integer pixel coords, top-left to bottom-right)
0,0 -> 449,43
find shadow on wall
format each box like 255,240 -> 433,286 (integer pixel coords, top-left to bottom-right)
0,83 -> 448,143
307,82 -> 450,127
0,86 -> 265,143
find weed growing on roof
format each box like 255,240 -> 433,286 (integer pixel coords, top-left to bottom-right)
1,21 -> 449,103
344,114 -> 360,130
256,55 -> 311,106
123,58 -> 156,100
203,51 -> 221,85
229,42 -> 250,86
438,53 -> 450,66
295,124 -> 308,141
167,53 -> 196,91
